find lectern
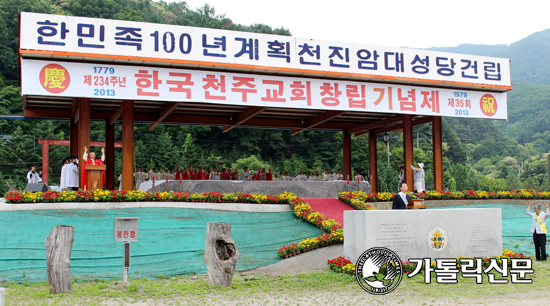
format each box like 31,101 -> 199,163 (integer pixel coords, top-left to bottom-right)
407,199 -> 426,209
85,164 -> 106,190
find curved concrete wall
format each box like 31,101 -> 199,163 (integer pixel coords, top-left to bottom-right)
148,180 -> 372,199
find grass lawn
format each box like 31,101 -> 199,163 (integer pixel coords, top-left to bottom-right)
2,261 -> 549,306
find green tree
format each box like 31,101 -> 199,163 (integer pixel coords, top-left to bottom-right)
231,155 -> 270,172
523,176 -> 538,190
506,170 -> 521,191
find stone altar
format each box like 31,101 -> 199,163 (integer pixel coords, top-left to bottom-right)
139,180 -> 371,198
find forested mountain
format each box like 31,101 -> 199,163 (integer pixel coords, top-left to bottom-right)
0,0 -> 549,195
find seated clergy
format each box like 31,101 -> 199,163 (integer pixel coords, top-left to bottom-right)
323,170 -> 332,181
163,168 -> 174,180
295,170 -> 307,181
148,168 -> 161,181
134,167 -> 148,187
242,167 -> 252,180
354,170 -> 365,182
334,169 -> 344,181
313,171 -> 323,181
210,166 -> 221,180
281,171 -> 290,181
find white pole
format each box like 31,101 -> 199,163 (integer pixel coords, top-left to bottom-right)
387,141 -> 390,163
123,267 -> 128,283
0,287 -> 4,306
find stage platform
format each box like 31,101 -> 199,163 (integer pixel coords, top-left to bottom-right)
139,180 -> 371,198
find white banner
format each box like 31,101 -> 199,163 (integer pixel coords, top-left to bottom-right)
20,12 -> 511,89
21,59 -> 507,120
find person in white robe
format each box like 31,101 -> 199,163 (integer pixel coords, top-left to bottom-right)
158,168 -> 166,180
59,158 -> 70,190
210,166 -> 221,180
306,171 -> 313,181
134,167 -> 148,187
241,167 -> 252,180
272,173 -> 280,181
324,170 -> 333,181
295,171 -> 307,181
281,171 -> 290,181
354,171 -> 365,182
67,157 -> 79,191
148,168 -> 161,181
410,162 -> 426,193
313,171 -> 323,181
162,168 -> 174,180
334,169 -> 344,181
27,165 -> 43,183
118,174 -> 123,191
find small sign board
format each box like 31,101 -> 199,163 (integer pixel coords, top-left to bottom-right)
114,218 -> 139,242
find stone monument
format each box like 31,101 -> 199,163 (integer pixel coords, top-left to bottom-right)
344,208 -> 502,262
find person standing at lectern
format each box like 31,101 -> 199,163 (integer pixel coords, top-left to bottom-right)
82,146 -> 105,190
392,183 -> 411,210
27,165 -> 42,183
527,201 -> 549,261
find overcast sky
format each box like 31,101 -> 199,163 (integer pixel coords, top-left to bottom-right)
170,0 -> 550,49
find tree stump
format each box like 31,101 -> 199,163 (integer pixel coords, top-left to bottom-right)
45,225 -> 75,294
205,222 -> 239,287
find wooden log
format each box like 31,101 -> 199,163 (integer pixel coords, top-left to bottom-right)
45,225 -> 75,294
205,222 -> 239,287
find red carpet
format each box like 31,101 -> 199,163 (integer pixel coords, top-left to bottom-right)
303,198 -> 355,225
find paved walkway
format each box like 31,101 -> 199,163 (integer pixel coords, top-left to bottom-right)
303,198 -> 355,225
241,244 -> 343,276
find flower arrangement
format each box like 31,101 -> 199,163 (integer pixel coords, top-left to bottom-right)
4,190 -> 290,204
338,189 -> 550,204
327,256 -> 356,274
328,250 -> 531,276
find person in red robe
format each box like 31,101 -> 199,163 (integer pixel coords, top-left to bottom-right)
196,166 -> 204,181
226,167 -> 239,180
82,146 -> 105,190
186,165 -> 194,180
267,167 -> 273,181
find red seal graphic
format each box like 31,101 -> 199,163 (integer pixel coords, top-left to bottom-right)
39,64 -> 71,94
480,94 -> 497,117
